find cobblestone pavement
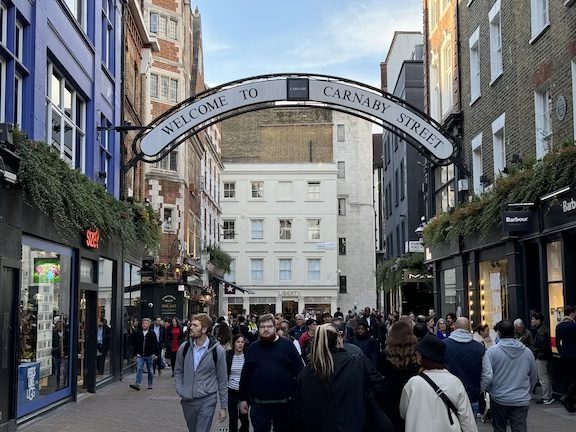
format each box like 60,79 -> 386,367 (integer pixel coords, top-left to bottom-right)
18,371 -> 576,432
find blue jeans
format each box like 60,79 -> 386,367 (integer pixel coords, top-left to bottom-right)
135,355 -> 154,386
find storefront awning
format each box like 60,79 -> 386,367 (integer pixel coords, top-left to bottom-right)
211,275 -> 255,295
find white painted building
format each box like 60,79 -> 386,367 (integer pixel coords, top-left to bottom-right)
219,164 -> 339,318
332,112 -> 377,312
201,124 -> 223,252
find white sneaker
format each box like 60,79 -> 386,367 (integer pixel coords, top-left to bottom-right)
543,398 -> 555,405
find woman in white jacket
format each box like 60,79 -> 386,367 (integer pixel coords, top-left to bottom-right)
400,334 -> 478,432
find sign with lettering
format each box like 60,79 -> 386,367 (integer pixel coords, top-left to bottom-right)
543,188 -> 576,229
405,241 -> 424,253
138,75 -> 456,164
85,229 -> 100,249
502,211 -> 532,233
160,294 -> 177,316
403,271 -> 433,283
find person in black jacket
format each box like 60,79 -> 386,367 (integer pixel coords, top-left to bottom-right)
359,307 -> 379,338
129,318 -> 159,390
227,334 -> 249,432
152,316 -> 166,375
351,323 -> 379,366
556,305 -> 576,412
530,312 -> 554,404
296,323 -> 393,432
239,314 -> 303,432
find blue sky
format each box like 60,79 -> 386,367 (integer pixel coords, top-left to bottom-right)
192,0 -> 423,89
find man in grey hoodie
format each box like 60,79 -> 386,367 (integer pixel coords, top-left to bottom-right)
174,313 -> 228,432
481,320 -> 537,432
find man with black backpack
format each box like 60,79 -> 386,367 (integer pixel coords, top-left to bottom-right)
174,313 -> 228,432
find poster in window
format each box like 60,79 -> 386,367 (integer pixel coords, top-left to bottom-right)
33,258 -> 61,283
490,272 -> 502,324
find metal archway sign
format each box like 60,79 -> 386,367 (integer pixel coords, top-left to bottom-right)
127,74 -> 458,170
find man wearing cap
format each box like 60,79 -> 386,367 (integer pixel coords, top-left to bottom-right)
400,334 -> 477,432
481,320 -> 537,432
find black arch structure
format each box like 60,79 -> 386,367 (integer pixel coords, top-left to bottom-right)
125,73 -> 460,171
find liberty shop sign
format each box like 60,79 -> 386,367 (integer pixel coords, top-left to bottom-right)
131,74 -> 458,168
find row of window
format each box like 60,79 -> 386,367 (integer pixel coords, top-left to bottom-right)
387,220 -> 407,259
223,218 -> 322,241
150,11 -> 178,40
223,172 -> 344,202
227,257 -> 323,283
150,74 -> 179,103
383,159 -> 405,217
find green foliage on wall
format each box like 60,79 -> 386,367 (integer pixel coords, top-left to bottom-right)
15,131 -> 161,252
423,142 -> 576,245
208,245 -> 232,274
376,253 -> 428,293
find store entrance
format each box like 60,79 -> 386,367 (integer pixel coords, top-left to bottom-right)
0,261 -> 18,426
282,301 -> 298,317
77,289 -> 97,393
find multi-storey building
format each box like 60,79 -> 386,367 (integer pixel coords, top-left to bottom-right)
122,0 -> 159,201
220,107 -> 376,314
379,33 -> 433,314
426,1 -> 576,335
0,0 -> 128,426
219,164 -> 339,317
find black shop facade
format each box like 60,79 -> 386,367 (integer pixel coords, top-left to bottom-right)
0,186 -> 145,430
427,186 -> 576,358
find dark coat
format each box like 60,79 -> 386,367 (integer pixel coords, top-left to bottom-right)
359,314 -> 380,338
531,323 -> 552,360
295,350 -> 369,432
556,319 -> 576,358
443,337 -> 485,403
351,335 -> 379,367
377,356 -> 419,432
132,329 -> 159,357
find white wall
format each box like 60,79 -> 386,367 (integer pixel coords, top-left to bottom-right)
219,164 -> 339,316
333,113 -> 377,311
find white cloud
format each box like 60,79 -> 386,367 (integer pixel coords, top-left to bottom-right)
290,0 -> 422,69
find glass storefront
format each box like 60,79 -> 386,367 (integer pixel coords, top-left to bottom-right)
123,263 -> 141,367
249,297 -> 276,316
479,258 -> 509,330
97,258 -> 114,380
546,241 -> 564,350
17,239 -> 73,417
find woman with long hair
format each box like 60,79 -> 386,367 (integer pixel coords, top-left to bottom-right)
226,334 -> 249,432
165,317 -> 185,376
217,321 -> 232,350
296,324 -> 392,432
378,320 -> 420,432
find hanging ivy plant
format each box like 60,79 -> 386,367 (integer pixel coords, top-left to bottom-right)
376,253 -> 428,293
207,245 -> 231,274
423,141 -> 576,245
14,131 -> 161,252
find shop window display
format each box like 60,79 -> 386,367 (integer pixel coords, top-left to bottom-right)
479,259 -> 508,330
122,263 -> 141,366
18,242 -> 72,415
97,258 -> 114,380
546,241 -> 564,350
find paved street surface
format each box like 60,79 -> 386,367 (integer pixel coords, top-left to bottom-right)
18,371 -> 576,432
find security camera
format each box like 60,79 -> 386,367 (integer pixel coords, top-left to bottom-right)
148,302 -> 153,308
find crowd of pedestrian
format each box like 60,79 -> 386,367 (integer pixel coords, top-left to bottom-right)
126,304 -> 576,432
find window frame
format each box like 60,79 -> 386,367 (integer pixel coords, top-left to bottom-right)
489,0 -> 503,83
336,124 -> 345,142
0,4 -> 7,46
307,181 -> 321,200
222,219 -> 236,240
223,181 -> 236,199
307,258 -> 321,281
534,87 -> 552,159
279,219 -> 292,240
530,0 -> 550,42
338,197 -> 347,216
250,219 -> 264,240
338,237 -> 347,255
46,63 -> 86,171
440,36 -> 453,117
251,181 -> 264,199
307,219 -> 321,241
337,161 -> 346,179
472,133 -> 483,195
162,207 -> 176,232
250,258 -> 264,282
278,259 -> 292,282
469,26 -> 481,103
492,113 -> 506,176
